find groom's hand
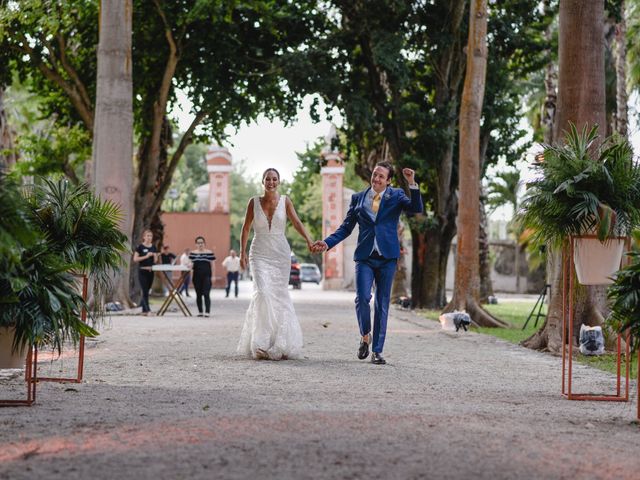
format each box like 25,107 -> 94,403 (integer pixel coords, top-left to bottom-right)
311,240 -> 328,253
402,168 -> 417,186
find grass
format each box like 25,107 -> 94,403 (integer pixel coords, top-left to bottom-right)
419,301 -> 638,380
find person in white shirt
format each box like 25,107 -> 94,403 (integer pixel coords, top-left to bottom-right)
222,249 -> 241,298
178,248 -> 192,297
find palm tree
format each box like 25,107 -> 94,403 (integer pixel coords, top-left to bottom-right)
486,169 -> 523,292
0,178 -> 128,354
523,0 -> 607,353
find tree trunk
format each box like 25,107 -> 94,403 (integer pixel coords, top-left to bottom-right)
542,0 -> 558,146
0,88 -> 17,172
553,0 -> 606,140
92,0 -> 134,306
444,0 -> 506,328
524,0 -> 607,352
405,0 -> 466,309
478,119 -> 493,303
515,243 -> 522,293
391,221 -> 408,302
615,0 -> 628,137
479,192 -> 494,302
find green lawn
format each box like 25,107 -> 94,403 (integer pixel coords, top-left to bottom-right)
418,301 -> 637,379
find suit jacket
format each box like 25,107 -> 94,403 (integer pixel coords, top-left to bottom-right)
324,186 -> 423,261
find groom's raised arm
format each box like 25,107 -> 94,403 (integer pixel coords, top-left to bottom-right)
401,186 -> 423,215
398,168 -> 423,215
323,193 -> 359,250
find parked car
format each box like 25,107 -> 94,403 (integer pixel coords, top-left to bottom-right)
289,253 -> 301,289
300,263 -> 321,284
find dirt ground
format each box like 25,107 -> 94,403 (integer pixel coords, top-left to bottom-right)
1,282 -> 639,480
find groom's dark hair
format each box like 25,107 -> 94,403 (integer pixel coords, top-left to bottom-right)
375,161 -> 394,180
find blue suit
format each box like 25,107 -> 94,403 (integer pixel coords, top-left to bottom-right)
324,186 -> 423,353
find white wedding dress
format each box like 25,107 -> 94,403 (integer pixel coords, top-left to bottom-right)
237,195 -> 303,360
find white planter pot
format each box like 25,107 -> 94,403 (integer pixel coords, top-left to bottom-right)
573,237 -> 625,285
0,327 -> 27,369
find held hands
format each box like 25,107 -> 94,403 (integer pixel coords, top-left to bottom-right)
402,168 -> 417,186
310,240 -> 328,253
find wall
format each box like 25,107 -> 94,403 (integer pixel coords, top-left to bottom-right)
162,212 -> 230,288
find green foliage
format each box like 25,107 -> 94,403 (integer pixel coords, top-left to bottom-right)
132,0 -> 317,140
1,240 -> 96,353
1,0 -> 324,241
486,169 -> 521,216
519,124 -> 640,245
0,0 -> 99,125
162,141 -> 208,212
230,162 -> 262,251
284,139 -> 322,261
607,252 -> 640,347
424,298 -> 638,380
479,302 -> 544,344
0,174 -> 128,352
283,138 -> 367,263
283,0 -> 547,247
0,174 -> 38,270
15,124 -> 91,182
627,0 -> 640,96
24,179 -> 128,291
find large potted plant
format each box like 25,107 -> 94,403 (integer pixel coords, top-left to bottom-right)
0,176 -> 127,367
606,251 -> 640,346
519,123 -> 640,285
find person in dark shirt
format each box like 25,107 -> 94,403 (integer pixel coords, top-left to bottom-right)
189,236 -> 216,317
133,229 -> 158,316
160,245 -> 177,296
160,245 -> 176,265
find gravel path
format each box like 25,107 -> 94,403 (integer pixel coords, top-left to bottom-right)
1,282 -> 639,480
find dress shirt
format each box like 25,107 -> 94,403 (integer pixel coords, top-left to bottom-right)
222,256 -> 241,272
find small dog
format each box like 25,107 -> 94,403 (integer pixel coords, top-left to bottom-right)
453,312 -> 471,332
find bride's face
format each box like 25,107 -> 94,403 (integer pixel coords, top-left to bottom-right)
263,171 -> 280,192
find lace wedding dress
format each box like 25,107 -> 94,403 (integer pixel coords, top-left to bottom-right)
237,195 -> 303,360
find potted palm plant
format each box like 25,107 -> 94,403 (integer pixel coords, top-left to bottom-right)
519,123 -> 640,285
607,251 -> 640,347
0,176 -> 127,367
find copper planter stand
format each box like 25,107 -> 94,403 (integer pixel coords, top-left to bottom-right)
0,346 -> 37,407
37,275 -> 89,384
0,275 -> 89,406
561,235 -> 630,402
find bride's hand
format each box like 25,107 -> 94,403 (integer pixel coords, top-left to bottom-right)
240,251 -> 248,270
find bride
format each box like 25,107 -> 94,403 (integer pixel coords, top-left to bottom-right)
237,167 -> 314,360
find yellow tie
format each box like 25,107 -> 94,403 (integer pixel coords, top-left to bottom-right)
372,192 -> 381,214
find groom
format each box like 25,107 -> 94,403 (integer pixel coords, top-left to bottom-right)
313,162 -> 423,365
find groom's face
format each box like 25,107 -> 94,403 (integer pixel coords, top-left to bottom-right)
371,166 -> 391,193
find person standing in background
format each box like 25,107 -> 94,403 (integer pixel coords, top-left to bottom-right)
189,236 -> 216,317
133,229 -> 158,316
222,249 -> 241,298
160,245 -> 176,265
178,248 -> 192,297
159,245 -> 177,296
